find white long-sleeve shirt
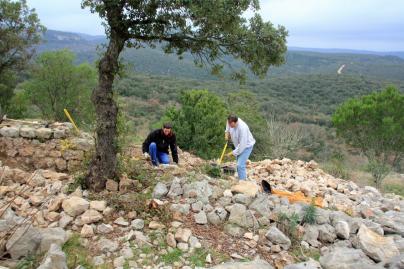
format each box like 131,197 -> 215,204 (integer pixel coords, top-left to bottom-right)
225,118 -> 256,156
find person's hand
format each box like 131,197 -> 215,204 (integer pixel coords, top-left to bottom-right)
143,152 -> 150,159
226,151 -> 234,157
225,132 -> 230,141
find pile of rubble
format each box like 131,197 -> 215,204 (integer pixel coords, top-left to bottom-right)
0,155 -> 403,269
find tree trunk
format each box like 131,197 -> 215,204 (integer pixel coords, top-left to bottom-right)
86,32 -> 125,191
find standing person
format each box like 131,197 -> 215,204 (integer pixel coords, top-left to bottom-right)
142,123 -> 179,166
225,115 -> 255,180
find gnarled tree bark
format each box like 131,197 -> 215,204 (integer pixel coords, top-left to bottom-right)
86,31 -> 125,191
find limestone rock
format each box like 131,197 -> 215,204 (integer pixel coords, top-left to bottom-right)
357,224 -> 399,262
231,181 -> 260,197
211,259 -> 274,269
319,247 -> 377,269
166,233 -> 177,248
81,224 -> 94,238
153,182 -> 169,199
228,203 -> 258,229
224,224 -> 245,237
335,221 -> 350,240
97,223 -> 114,234
37,243 -> 67,269
61,197 -> 89,217
194,211 -> 208,224
20,127 -> 36,138
183,180 -> 212,203
97,238 -> 119,253
175,228 -> 192,243
80,209 -> 103,224
39,227 -> 68,253
35,128 -> 53,139
89,200 -> 106,212
131,219 -> 145,230
167,177 -> 183,198
0,126 -> 19,137
318,224 -> 337,243
265,226 -> 291,250
6,225 -> 42,259
284,259 -> 321,269
207,207 -> 228,225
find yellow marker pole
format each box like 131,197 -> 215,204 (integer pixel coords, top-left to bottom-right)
63,108 -> 80,134
218,142 -> 228,165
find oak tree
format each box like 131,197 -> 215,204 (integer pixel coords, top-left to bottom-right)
82,0 -> 288,190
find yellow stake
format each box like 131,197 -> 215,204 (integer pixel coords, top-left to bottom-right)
218,142 -> 228,165
63,108 -> 80,134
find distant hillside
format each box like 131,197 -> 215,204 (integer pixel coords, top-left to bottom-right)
38,30 -> 404,82
289,47 -> 404,59
115,73 -> 404,127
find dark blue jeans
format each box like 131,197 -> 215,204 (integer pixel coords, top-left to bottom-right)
149,142 -> 170,166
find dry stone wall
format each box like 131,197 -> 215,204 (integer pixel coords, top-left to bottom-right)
0,120 -> 94,172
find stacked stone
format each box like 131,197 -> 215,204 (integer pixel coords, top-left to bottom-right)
0,121 -> 93,172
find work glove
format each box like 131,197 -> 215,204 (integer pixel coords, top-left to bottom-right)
143,152 -> 150,159
226,151 -> 234,157
225,132 -> 230,141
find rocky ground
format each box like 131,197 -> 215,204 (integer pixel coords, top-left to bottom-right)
0,152 -> 403,269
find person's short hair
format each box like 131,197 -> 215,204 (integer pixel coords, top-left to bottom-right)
227,115 -> 238,123
163,122 -> 173,129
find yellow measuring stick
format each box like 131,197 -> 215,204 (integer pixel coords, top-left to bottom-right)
218,142 -> 228,165
63,108 -> 80,134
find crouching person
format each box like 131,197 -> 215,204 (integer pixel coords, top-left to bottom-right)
142,123 -> 179,166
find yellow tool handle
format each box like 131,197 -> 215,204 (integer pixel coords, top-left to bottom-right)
64,108 -> 80,134
218,142 -> 228,165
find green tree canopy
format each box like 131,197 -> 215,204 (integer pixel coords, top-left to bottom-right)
163,90 -> 227,160
332,86 -> 404,187
0,0 -> 44,113
23,50 -> 96,126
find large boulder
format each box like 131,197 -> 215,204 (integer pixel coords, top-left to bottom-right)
265,226 -> 291,250
6,225 -> 42,259
37,243 -> 68,269
62,197 -> 89,217
212,259 -> 274,269
320,247 -> 379,269
357,224 -> 399,262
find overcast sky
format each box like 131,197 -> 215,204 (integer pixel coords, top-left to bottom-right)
26,0 -> 404,51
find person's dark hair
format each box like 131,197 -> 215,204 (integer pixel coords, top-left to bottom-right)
227,115 -> 238,123
163,122 -> 173,129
